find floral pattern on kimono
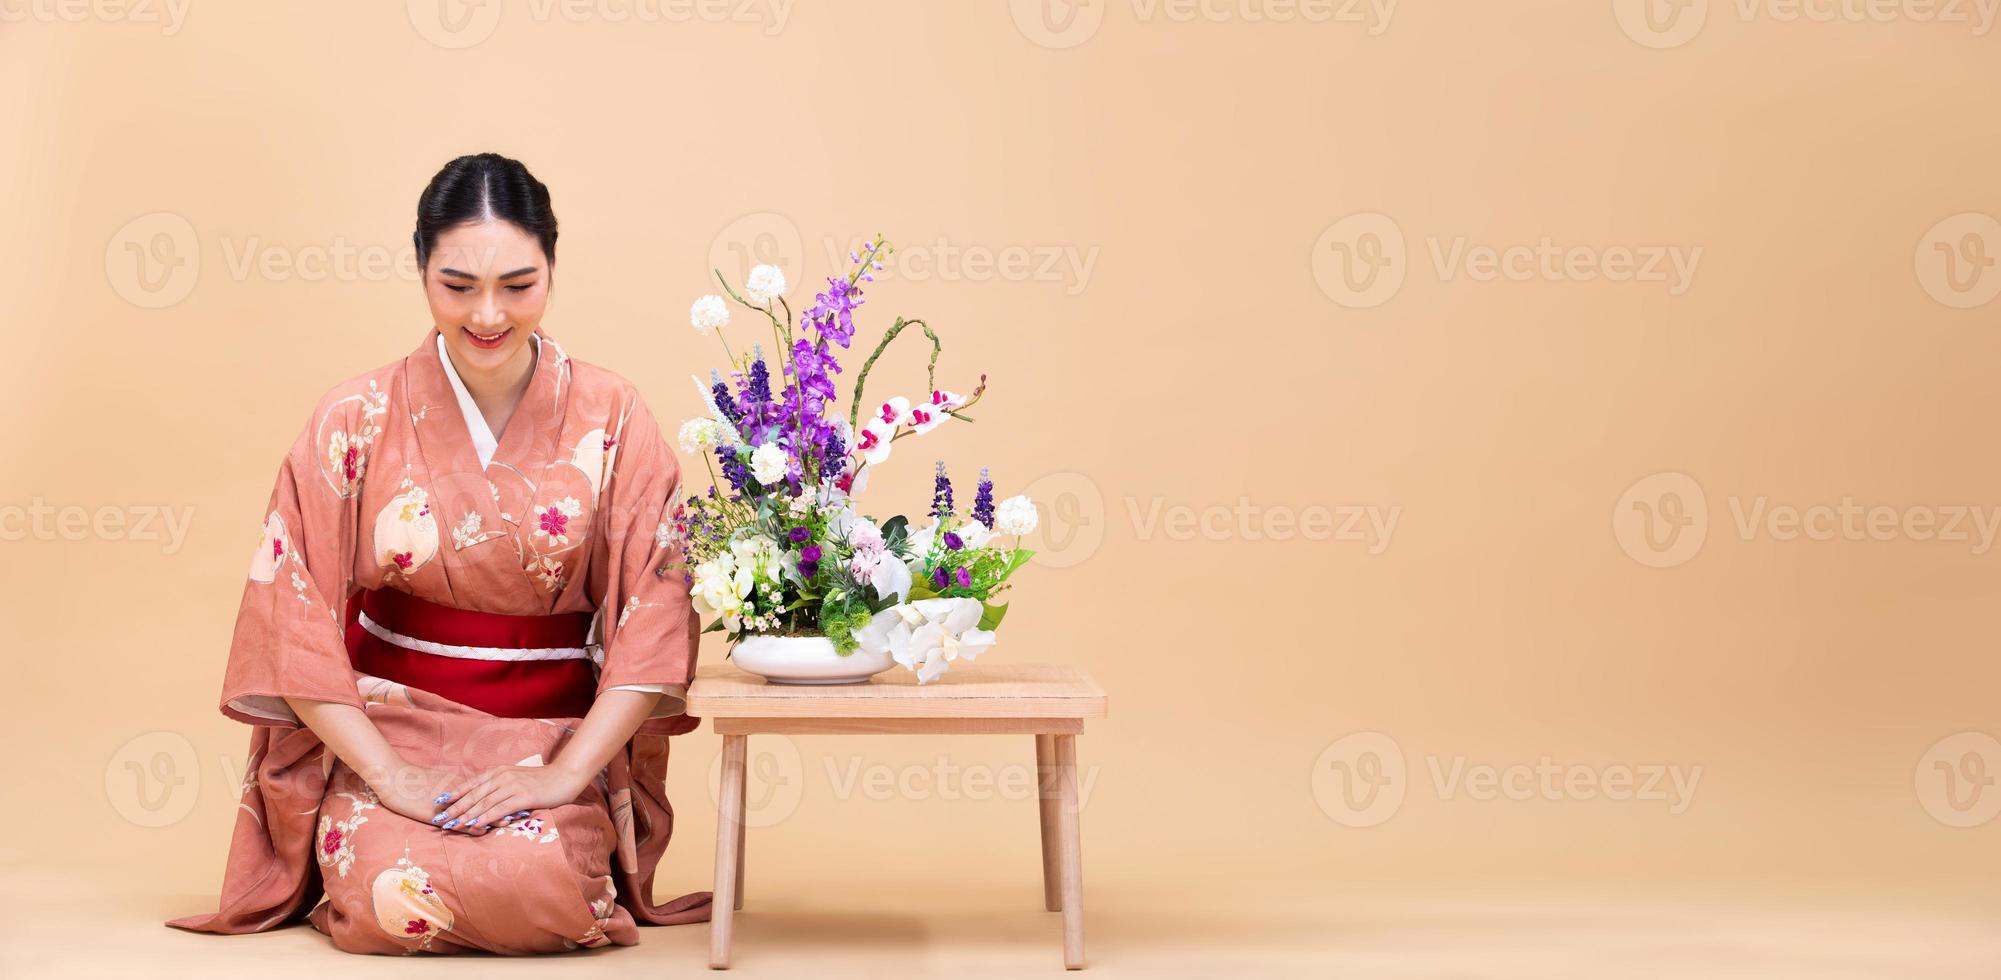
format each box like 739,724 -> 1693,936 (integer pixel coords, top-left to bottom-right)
166,326 -> 711,955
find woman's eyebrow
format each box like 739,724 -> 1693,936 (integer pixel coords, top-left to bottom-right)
435,265 -> 540,281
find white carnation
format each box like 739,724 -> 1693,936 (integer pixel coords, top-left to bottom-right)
995,495 -> 1039,536
744,264 -> 788,305
678,417 -> 719,455
750,443 -> 789,484
690,294 -> 730,336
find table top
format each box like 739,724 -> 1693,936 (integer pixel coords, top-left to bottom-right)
686,662 -> 1108,719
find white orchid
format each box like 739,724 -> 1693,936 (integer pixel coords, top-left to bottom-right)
728,533 -> 782,574
690,554 -> 755,630
864,395 -> 910,429
852,597 -> 994,684
853,420 -> 896,466
903,520 -> 937,575
903,389 -> 964,436
744,264 -> 787,305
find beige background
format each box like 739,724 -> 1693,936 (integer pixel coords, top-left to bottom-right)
4,1 -> 2000,976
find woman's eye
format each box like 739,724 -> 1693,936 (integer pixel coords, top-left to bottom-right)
444,284 -> 472,294
505,283 -> 535,293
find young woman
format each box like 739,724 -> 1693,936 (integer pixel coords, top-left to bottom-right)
167,153 -> 711,953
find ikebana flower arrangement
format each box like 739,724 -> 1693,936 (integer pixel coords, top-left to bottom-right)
667,237 -> 1039,684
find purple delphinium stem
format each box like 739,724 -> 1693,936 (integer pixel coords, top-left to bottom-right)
972,466 -> 994,528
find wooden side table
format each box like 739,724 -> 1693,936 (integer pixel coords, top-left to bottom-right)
688,662 -> 1109,970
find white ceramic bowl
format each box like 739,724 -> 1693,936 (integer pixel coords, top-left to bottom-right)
729,634 -> 896,685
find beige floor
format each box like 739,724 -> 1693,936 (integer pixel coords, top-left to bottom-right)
8,864 -> 1998,979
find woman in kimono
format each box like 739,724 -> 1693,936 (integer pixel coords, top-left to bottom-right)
167,153 -> 712,954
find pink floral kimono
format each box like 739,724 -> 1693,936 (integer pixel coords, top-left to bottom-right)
166,326 -> 712,954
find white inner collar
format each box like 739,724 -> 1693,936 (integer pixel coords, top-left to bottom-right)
437,331 -> 539,469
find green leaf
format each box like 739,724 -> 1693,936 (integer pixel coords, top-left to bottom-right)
977,601 -> 1009,631
1006,549 -> 1035,576
701,619 -> 727,634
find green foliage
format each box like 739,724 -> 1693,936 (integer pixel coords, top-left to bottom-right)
818,588 -> 874,655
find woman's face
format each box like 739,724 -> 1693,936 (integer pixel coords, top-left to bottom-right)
423,219 -> 551,374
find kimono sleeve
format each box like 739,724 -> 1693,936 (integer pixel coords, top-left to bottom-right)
589,390 -> 700,721
216,393 -> 368,726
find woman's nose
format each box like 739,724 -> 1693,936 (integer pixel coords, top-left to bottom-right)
471,293 -> 504,327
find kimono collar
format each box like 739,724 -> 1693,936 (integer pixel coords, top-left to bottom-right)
436,331 -> 541,468
408,326 -> 570,476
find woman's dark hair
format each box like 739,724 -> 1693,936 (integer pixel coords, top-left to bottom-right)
413,153 -> 558,270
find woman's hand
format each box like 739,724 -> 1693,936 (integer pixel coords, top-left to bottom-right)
432,763 -> 592,834
357,760 -> 472,831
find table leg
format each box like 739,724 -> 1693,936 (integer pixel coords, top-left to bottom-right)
1036,733 -> 1061,911
710,733 -> 746,969
1054,734 -> 1085,969
734,735 -> 747,911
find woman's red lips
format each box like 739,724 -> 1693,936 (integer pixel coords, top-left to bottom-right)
463,326 -> 511,350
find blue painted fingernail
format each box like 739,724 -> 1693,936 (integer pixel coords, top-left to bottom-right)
444,819 -> 459,829
431,813 -> 446,824
433,793 -> 452,805
516,809 -> 530,818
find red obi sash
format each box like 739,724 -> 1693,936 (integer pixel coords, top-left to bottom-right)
343,587 -> 599,719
